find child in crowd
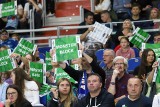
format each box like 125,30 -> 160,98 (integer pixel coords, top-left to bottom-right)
116,37 -> 135,59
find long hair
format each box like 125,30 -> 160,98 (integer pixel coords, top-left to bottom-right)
6,85 -> 26,107
57,78 -> 77,107
12,68 -> 33,94
138,49 -> 156,78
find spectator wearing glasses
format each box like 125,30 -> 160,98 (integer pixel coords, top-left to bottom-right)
106,56 -> 133,104
5,85 -> 32,107
0,29 -> 18,51
102,49 -> 115,80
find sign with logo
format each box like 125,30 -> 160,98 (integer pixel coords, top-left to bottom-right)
52,36 -> 81,62
30,62 -> 46,84
13,38 -> 37,56
0,49 -> 16,72
0,1 -> 17,18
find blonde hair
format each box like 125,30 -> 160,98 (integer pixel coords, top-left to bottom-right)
57,78 -> 77,107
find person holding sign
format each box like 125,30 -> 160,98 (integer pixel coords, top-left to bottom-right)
51,49 -> 106,99
5,85 -> 32,107
10,68 -> 43,106
48,78 -> 78,107
113,19 -> 133,48
116,37 -> 135,59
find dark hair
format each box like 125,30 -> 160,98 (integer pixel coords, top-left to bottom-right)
0,29 -> 8,35
84,12 -> 94,19
154,32 -> 160,37
12,68 -> 33,94
6,85 -> 26,107
95,0 -> 104,6
88,73 -> 102,83
131,3 -> 141,10
138,49 -> 156,79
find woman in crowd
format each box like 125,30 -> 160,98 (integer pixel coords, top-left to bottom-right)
10,67 -> 43,106
113,19 -> 133,48
5,85 -> 32,107
149,8 -> 160,29
48,78 -> 77,107
133,49 -> 156,80
116,37 -> 135,59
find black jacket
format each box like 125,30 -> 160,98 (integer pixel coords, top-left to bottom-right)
76,88 -> 115,107
63,60 -> 106,87
48,98 -> 77,107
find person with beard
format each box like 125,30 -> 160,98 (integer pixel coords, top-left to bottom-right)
106,56 -> 133,104
76,73 -> 115,107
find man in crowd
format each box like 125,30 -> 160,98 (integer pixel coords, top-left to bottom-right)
116,77 -> 152,107
102,49 -> 115,80
77,73 -> 115,107
0,29 -> 18,51
153,32 -> 160,44
106,56 -> 133,103
77,12 -> 94,34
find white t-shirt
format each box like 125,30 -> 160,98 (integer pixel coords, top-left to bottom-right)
24,2 -> 42,19
95,0 -> 111,11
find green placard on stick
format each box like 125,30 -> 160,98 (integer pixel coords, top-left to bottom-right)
13,38 -> 37,56
0,1 -> 17,18
45,52 -> 53,71
52,36 -> 81,62
54,64 -> 78,84
130,27 -> 150,49
0,49 -> 16,72
142,43 -> 160,58
30,62 -> 46,84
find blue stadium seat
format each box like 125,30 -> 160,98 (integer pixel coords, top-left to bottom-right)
95,49 -> 104,62
39,53 -> 46,61
132,47 -> 140,57
127,57 -> 141,74
38,47 -> 51,55
99,61 -> 105,68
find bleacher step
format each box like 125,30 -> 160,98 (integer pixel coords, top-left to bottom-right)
45,16 -> 81,26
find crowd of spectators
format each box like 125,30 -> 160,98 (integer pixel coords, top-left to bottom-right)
0,0 -> 160,107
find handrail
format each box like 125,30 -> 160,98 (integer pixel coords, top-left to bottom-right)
8,19 -> 160,34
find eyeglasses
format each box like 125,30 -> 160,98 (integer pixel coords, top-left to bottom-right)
115,63 -> 124,65
7,92 -> 17,96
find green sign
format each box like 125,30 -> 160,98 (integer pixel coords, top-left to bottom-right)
0,1 -> 17,18
54,65 -> 78,84
52,36 -> 81,62
30,62 -> 46,84
13,38 -> 37,56
142,43 -> 160,58
130,27 -> 150,49
45,52 -> 52,71
0,49 -> 16,72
